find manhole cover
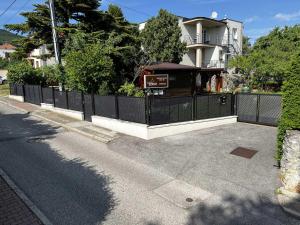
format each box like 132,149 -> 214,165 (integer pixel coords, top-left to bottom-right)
230,147 -> 258,159
186,198 -> 194,202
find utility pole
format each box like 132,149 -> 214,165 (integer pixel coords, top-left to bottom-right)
49,0 -> 63,90
49,0 -> 61,64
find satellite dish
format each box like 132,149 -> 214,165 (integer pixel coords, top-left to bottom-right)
211,11 -> 218,19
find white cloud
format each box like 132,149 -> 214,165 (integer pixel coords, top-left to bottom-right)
244,16 -> 259,24
274,10 -> 300,21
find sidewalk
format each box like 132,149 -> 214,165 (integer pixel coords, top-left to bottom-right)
0,97 -> 118,143
0,169 -> 47,225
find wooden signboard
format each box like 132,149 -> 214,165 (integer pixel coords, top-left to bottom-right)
144,74 -> 169,89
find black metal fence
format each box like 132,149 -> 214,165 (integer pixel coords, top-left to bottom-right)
236,93 -> 282,126
9,83 -> 282,126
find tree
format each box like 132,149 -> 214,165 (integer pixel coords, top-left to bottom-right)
242,36 -> 251,55
277,52 -> 300,163
141,9 -> 187,63
229,25 -> 300,90
7,61 -> 41,84
5,0 -> 110,55
64,43 -> 114,94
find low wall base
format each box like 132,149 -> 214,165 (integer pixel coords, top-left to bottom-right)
9,95 -> 24,102
92,116 -> 238,140
41,103 -> 84,121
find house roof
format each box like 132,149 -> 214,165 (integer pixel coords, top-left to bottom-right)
0,43 -> 16,50
144,62 -> 201,71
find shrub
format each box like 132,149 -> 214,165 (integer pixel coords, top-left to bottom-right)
0,58 -> 9,69
118,81 -> 144,97
277,52 -> 300,163
37,64 -> 65,86
64,43 -> 114,94
7,61 -> 41,84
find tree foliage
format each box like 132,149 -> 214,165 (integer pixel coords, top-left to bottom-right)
64,43 -> 114,94
141,9 -> 187,63
7,61 -> 41,84
229,25 -> 300,90
277,52 -> 300,163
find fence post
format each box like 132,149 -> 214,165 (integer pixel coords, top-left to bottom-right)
115,95 -> 119,119
192,95 -> 196,121
22,85 -> 26,102
66,90 -> 69,109
52,87 -> 55,107
145,94 -> 149,125
256,94 -> 260,123
91,91 -> 95,116
81,91 -> 85,119
40,85 -> 43,103
231,94 -> 236,115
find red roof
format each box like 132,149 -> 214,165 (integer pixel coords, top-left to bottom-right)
0,43 -> 16,50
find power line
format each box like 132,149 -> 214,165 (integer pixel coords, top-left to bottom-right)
1,0 -> 32,26
0,0 -> 18,18
105,0 -> 152,18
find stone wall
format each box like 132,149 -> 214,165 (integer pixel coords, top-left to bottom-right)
281,130 -> 300,193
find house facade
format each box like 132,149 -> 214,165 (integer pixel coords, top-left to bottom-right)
0,43 -> 16,59
139,16 -> 243,70
27,44 -> 56,68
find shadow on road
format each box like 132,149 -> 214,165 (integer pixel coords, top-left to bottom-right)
0,112 -> 116,225
186,194 -> 299,225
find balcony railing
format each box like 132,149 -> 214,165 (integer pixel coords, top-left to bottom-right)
184,34 -> 228,46
201,60 -> 225,69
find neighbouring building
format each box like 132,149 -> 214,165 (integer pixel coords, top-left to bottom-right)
27,44 -> 56,68
139,14 -> 243,94
0,43 -> 16,59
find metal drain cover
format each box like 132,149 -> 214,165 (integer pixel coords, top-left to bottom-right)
230,147 -> 258,159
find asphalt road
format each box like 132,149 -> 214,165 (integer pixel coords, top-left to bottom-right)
0,103 -> 299,225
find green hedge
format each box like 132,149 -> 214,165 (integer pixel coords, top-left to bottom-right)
277,52 -> 300,163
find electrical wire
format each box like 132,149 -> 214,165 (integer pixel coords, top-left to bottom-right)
0,0 -> 18,18
1,0 -> 32,26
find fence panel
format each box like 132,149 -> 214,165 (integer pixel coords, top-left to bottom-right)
237,94 -> 258,123
149,96 -> 193,125
68,91 -> 83,112
24,85 -> 42,105
94,95 -> 118,119
258,94 -> 281,125
118,96 -> 146,124
54,90 -> 68,109
9,84 -> 24,96
42,87 -> 54,104
236,94 -> 282,126
83,94 -> 94,122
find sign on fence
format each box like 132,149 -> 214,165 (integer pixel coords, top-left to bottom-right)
144,74 -> 169,89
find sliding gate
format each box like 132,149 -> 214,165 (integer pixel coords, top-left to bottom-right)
236,93 -> 282,126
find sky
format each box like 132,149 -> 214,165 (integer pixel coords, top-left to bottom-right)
0,0 -> 300,43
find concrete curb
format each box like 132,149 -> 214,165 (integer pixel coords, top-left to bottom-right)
0,99 -> 29,114
0,168 -> 53,225
0,98 -> 112,144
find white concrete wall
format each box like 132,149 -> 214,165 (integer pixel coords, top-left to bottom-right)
182,49 -> 196,66
225,19 -> 243,55
92,115 -> 237,140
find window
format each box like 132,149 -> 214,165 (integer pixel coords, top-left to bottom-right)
233,28 -> 238,40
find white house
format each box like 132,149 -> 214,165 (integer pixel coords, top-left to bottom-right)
139,14 -> 243,70
0,43 -> 16,59
27,44 -> 56,68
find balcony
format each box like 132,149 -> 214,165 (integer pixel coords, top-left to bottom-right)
184,34 -> 228,47
201,60 -> 225,69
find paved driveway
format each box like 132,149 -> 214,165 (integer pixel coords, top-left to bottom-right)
109,123 -> 299,224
